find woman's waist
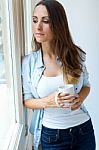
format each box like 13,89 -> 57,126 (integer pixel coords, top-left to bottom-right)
42,108 -> 90,129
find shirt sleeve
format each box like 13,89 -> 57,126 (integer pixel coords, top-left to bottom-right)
82,63 -> 90,87
21,56 -> 34,101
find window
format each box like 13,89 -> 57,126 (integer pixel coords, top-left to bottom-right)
0,0 -> 27,149
0,1 -> 16,149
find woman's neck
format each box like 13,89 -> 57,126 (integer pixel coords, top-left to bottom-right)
41,42 -> 55,58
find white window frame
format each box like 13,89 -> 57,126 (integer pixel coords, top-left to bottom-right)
1,0 -> 30,149
7,0 -> 29,149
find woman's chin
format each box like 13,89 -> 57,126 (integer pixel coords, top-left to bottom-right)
35,38 -> 44,43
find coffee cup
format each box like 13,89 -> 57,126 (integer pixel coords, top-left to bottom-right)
58,84 -> 74,94
55,84 -> 75,107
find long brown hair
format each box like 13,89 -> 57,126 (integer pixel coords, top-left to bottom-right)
32,0 -> 86,84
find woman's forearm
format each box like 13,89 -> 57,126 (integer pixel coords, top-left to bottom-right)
24,98 -> 46,109
79,86 -> 90,103
71,86 -> 90,110
24,92 -> 57,109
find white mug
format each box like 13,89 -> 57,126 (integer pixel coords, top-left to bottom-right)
58,84 -> 74,94
55,84 -> 75,107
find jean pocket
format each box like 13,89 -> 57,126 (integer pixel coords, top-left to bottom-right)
41,130 -> 58,143
79,120 -> 94,136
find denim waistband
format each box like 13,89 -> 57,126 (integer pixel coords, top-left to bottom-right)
42,119 -> 92,134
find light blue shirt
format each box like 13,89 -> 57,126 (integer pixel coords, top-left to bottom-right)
22,50 -> 90,150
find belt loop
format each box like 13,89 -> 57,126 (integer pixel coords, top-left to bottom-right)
56,129 -> 60,139
69,128 -> 72,134
79,127 -> 82,134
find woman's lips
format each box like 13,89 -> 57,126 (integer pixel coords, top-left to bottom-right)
35,33 -> 45,37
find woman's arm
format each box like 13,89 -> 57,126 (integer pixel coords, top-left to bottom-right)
71,86 -> 90,110
24,92 -> 59,109
24,86 -> 90,110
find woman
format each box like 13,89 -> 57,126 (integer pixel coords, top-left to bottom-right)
22,0 -> 96,150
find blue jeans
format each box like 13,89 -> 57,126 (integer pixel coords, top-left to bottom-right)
41,119 -> 96,150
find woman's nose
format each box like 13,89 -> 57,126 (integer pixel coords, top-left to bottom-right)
36,21 -> 43,30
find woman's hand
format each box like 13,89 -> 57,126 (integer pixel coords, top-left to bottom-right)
43,92 -> 60,108
57,93 -> 79,109
70,95 -> 83,110
45,92 -> 81,109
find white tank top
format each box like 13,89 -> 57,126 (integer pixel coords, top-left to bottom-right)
37,75 -> 90,129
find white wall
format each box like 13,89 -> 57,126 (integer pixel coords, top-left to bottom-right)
59,0 -> 99,149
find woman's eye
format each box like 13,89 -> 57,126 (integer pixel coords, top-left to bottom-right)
32,19 -> 38,23
43,20 -> 50,24
32,17 -> 50,24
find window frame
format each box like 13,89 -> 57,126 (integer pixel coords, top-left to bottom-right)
1,0 -> 27,149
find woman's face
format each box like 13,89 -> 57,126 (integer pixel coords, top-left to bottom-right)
32,5 -> 53,44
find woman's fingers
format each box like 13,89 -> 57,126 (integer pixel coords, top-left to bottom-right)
58,94 -> 78,102
56,93 -> 81,109
71,98 -> 82,110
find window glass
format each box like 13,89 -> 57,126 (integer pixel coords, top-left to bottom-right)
0,1 -> 15,149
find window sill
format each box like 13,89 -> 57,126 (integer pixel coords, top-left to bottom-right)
8,123 -> 25,150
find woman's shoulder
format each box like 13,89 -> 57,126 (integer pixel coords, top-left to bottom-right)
22,49 -> 41,64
